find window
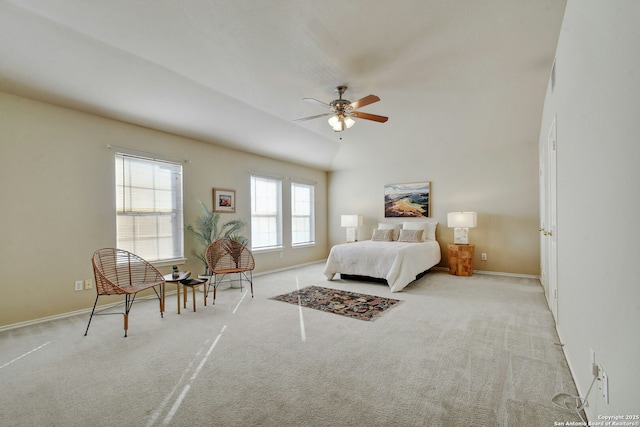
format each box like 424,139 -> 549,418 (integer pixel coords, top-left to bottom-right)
250,175 -> 282,250
291,182 -> 315,245
115,153 -> 183,263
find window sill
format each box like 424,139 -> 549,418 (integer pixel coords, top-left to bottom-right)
251,246 -> 283,254
292,243 -> 316,249
152,258 -> 187,268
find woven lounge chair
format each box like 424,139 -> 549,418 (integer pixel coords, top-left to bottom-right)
205,239 -> 255,304
85,248 -> 165,337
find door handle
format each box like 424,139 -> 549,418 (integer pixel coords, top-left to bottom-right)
539,228 -> 553,237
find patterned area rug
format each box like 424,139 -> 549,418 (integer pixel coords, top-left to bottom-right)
270,286 -> 401,321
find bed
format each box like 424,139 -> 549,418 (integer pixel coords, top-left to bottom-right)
323,221 -> 441,292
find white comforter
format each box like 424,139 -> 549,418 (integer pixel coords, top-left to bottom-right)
323,240 -> 441,292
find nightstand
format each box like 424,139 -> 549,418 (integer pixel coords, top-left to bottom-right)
447,244 -> 474,276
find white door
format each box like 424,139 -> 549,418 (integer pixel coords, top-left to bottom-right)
539,136 -> 548,294
540,116 -> 558,321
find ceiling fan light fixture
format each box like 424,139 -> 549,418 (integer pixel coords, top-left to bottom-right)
344,115 -> 355,128
296,86 -> 387,132
328,114 -> 355,132
328,114 -> 339,128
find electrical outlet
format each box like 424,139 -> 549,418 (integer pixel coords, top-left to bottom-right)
84,279 -> 92,290
74,280 -> 83,291
601,369 -> 609,403
481,253 -> 487,261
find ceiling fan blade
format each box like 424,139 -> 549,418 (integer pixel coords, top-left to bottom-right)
294,112 -> 332,122
303,97 -> 330,107
351,111 -> 388,123
349,94 -> 380,110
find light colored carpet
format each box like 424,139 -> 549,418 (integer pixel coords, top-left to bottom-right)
0,264 -> 583,426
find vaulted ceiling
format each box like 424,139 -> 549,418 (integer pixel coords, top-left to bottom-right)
0,0 -> 566,171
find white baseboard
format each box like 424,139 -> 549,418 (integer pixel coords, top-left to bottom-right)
555,328 -> 593,423
0,307 -> 96,333
0,262 -> 325,333
0,260 -> 537,333
253,260 -> 325,277
0,291 -> 179,334
473,269 -> 540,280
432,265 -> 540,280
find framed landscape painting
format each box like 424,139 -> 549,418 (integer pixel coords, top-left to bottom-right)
213,188 -> 236,213
384,182 -> 430,217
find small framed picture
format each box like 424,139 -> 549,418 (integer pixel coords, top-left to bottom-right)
213,188 -> 236,213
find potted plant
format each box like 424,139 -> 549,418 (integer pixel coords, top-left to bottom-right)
186,200 -> 248,274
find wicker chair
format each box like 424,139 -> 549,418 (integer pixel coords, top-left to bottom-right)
85,248 -> 165,337
205,239 -> 255,304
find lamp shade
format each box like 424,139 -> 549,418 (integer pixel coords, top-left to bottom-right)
447,212 -> 477,228
328,114 -> 355,132
344,116 -> 355,128
341,214 -> 362,227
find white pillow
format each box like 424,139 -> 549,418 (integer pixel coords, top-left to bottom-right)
377,223 -> 402,241
371,229 -> 393,241
402,221 -> 438,241
397,229 -> 423,243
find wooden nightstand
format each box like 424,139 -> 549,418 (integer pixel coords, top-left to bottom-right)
447,244 -> 474,276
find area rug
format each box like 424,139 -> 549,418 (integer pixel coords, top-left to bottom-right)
270,286 -> 401,321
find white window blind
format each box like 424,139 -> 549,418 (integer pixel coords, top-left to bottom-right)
115,153 -> 184,262
250,175 -> 282,250
291,182 -> 315,245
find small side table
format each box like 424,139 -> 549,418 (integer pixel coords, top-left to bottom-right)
181,278 -> 206,312
448,244 -> 474,276
163,271 -> 191,314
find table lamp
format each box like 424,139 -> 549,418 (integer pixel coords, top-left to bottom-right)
341,214 -> 363,242
447,212 -> 477,244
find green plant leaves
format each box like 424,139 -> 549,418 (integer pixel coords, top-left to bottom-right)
185,200 -> 248,268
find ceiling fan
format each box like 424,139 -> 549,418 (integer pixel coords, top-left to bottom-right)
294,86 -> 388,132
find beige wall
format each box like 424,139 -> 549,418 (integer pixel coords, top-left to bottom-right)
0,92 -> 328,327
327,128 -> 541,276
